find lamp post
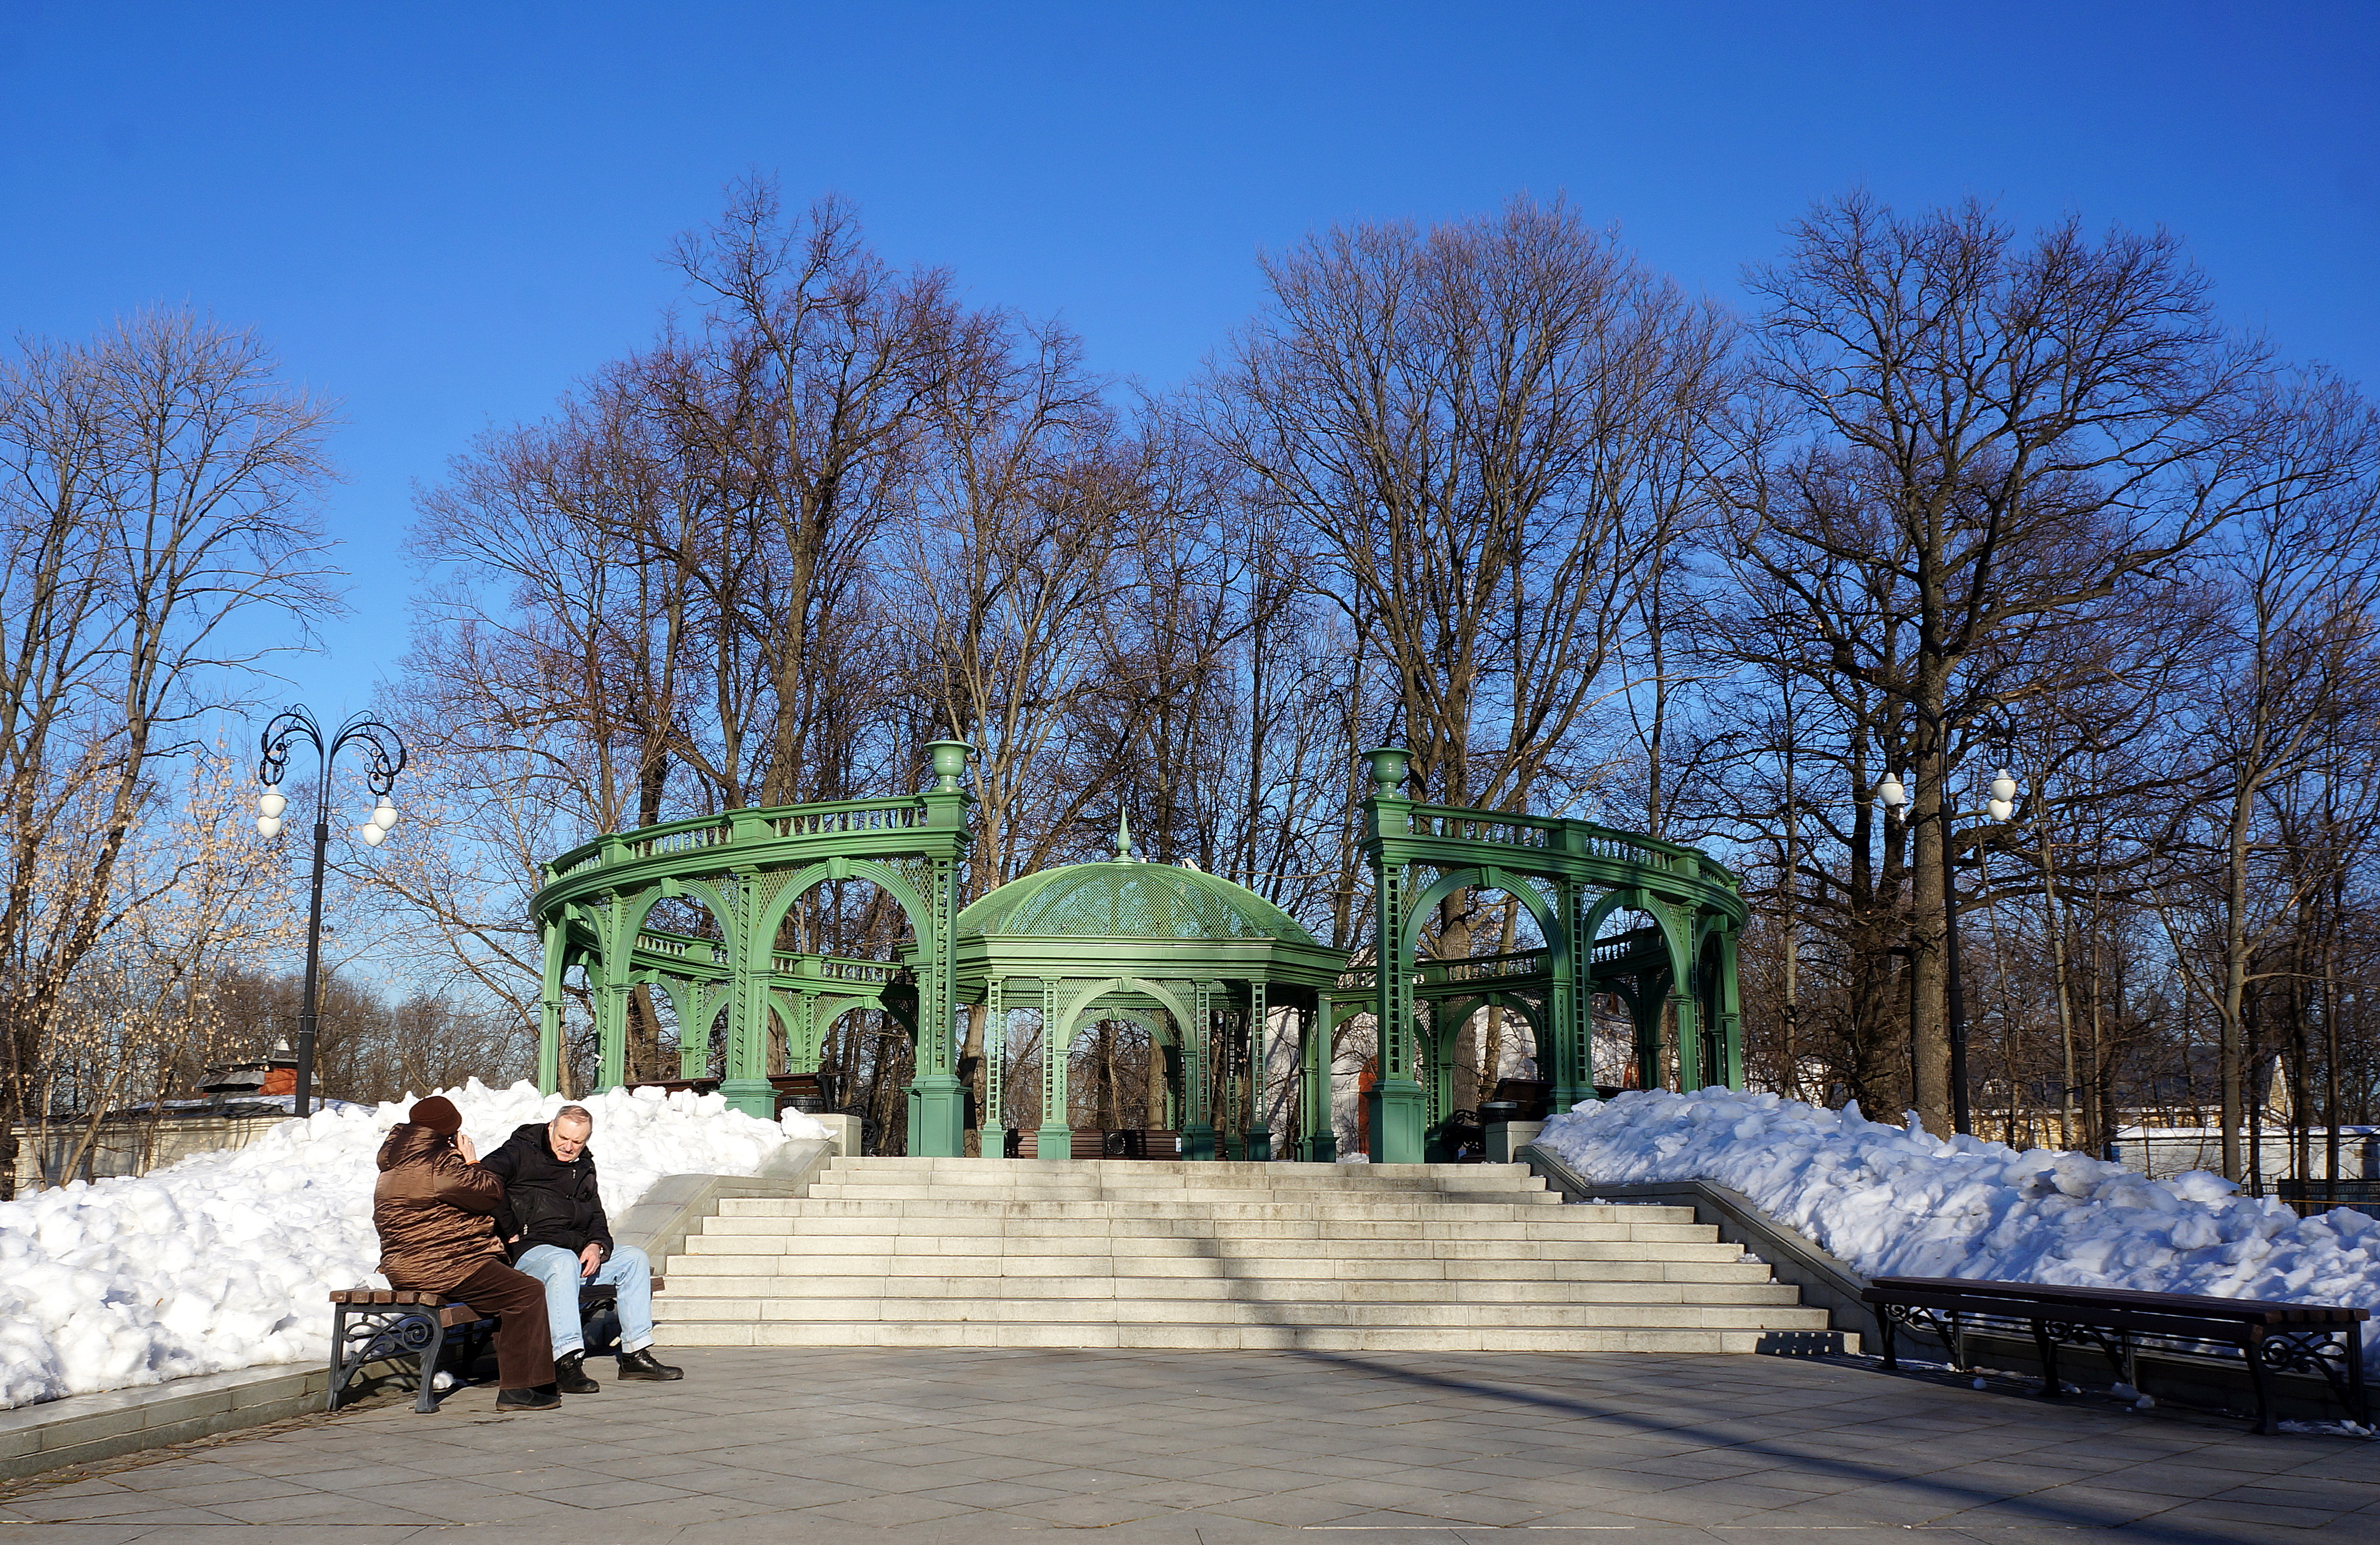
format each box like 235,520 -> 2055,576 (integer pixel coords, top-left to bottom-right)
1877,766 -> 2017,1137
253,708 -> 407,1118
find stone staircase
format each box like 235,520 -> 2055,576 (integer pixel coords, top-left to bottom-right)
655,1157 -> 1844,1353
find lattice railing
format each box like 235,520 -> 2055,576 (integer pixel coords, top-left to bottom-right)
1401,805 -> 1560,849
627,821 -> 734,860
543,797 -> 939,884
1394,804 -> 1721,884
1419,949 -> 1549,985
773,953 -> 898,983
761,799 -> 929,838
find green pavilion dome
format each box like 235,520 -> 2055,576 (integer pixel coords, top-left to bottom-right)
957,860 -> 1319,945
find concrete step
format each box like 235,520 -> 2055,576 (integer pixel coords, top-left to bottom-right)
689,1220 -> 1694,1244
822,1159 -> 1537,1182
655,1294 -> 1832,1330
713,1201 -> 1583,1226
654,1272 -> 1805,1305
664,1249 -> 1776,1282
649,1156 -> 1848,1358
677,1235 -> 1747,1266
730,1190 -> 1663,1216
695,1217 -> 1723,1247
800,1185 -> 1565,1207
661,1320 -> 1805,1353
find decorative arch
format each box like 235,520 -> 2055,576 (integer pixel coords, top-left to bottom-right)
752,858 -> 938,959
531,741 -> 976,1153
1356,746 -> 1747,1161
1398,865 -> 1567,962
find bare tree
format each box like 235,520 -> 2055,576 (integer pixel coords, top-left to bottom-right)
1731,194 -> 2267,1136
0,311 -> 337,1196
1215,194 -> 1731,819
2154,371 -> 2380,1177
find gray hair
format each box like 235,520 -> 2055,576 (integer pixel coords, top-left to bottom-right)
552,1104 -> 594,1130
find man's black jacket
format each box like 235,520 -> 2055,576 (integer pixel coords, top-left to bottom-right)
480,1122 -> 614,1263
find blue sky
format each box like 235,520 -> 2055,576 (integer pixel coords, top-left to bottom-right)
3,2 -> 2374,725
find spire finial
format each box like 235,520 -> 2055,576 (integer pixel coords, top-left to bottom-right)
1115,808 -> 1136,861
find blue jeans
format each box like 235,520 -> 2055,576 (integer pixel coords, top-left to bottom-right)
515,1243 -> 654,1358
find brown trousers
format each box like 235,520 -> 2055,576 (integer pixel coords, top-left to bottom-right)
405,1258 -> 557,1391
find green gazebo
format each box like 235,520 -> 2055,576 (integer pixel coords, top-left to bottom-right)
528,745 -> 1747,1161
954,818 -> 1347,1161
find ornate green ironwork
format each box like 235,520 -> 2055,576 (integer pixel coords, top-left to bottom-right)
1339,746 -> 1748,1164
528,741 -> 974,1152
529,745 -> 1743,1161
951,824 -> 1345,1161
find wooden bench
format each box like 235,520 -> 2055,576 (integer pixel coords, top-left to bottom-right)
327,1289 -> 489,1413
1005,1128 -> 1111,1159
1863,1275 -> 2369,1434
328,1275 -> 668,1411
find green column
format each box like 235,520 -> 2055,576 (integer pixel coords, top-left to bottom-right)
982,977 -> 1006,1159
1369,861 -> 1425,1164
788,988 -> 818,1076
1243,980 -> 1271,1161
593,895 -> 633,1093
720,869 -> 775,1118
1037,979 -> 1071,1160
1550,879 -> 1592,1109
674,979 -> 713,1080
537,915 -> 565,1094
1717,930 -> 1745,1089
1673,990 -> 1704,1090
904,742 -> 973,1157
1627,983 -> 1664,1092
905,856 -> 967,1158
1181,981 -> 1217,1160
1302,1001 -> 1337,1161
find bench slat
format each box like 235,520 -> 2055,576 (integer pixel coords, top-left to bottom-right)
1865,1286 -> 2265,1345
1868,1275 -> 2367,1325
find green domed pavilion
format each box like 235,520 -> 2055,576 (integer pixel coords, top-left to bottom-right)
955,824 -> 1348,1160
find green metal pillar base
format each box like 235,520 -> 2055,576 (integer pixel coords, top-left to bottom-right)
1036,1122 -> 1074,1161
1305,1132 -> 1337,1163
908,1074 -> 966,1157
1367,1082 -> 1426,1164
1243,1128 -> 1271,1162
1180,1122 -> 1217,1161
719,1078 -> 775,1119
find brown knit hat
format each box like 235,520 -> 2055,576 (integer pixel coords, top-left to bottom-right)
408,1095 -> 462,1134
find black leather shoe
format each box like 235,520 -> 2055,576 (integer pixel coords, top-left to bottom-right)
555,1351 -> 600,1394
616,1346 -> 683,1381
495,1385 -> 560,1411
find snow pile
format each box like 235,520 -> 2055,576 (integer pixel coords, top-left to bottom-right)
1536,1089 -> 2380,1349
0,1079 -> 827,1409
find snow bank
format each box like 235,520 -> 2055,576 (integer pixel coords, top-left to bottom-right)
0,1079 -> 826,1409
1537,1089 -> 2380,1360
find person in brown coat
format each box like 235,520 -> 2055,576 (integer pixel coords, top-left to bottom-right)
373,1095 -> 559,1411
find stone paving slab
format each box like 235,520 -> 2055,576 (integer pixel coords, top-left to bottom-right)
2,1348 -> 2378,1542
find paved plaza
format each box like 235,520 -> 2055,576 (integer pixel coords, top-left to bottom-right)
3,1348 -> 2377,1543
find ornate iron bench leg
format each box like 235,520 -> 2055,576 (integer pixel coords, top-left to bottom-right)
327,1303 -> 352,1412
2031,1317 -> 2062,1398
2351,1324 -> 2370,1428
1876,1309 -> 1897,1372
2246,1326 -> 2276,1435
413,1313 -> 450,1412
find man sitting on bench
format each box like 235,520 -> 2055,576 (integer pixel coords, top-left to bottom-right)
373,1096 -> 558,1412
481,1103 -> 683,1394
